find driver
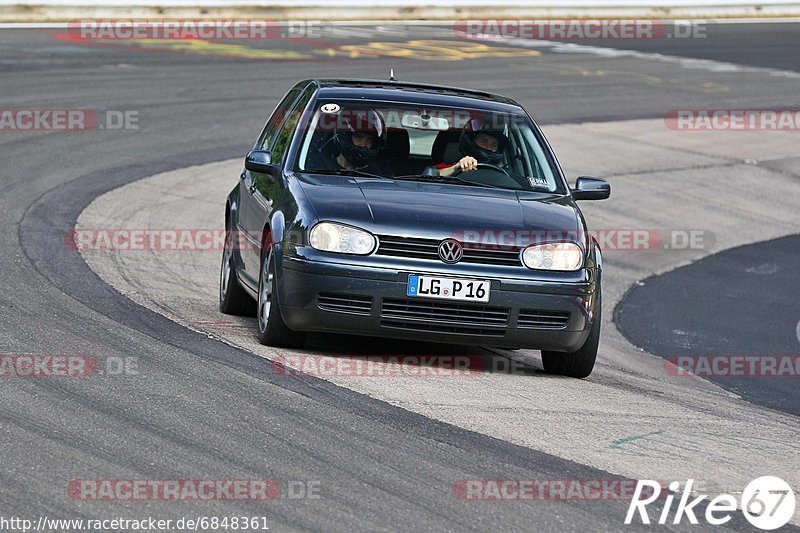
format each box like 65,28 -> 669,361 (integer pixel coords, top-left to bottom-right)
435,118 -> 508,177
305,108 -> 387,173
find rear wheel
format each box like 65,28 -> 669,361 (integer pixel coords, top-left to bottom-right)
541,285 -> 601,378
256,246 -> 306,348
219,224 -> 256,316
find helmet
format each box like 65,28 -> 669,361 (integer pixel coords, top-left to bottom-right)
458,116 -> 508,165
333,108 -> 386,167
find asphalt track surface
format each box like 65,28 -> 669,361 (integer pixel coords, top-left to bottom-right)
1,22 -> 799,531
546,21 -> 800,72
617,234 -> 800,416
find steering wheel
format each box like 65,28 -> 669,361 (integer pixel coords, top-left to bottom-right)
453,162 -> 511,178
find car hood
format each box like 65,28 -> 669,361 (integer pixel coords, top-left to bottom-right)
295,174 -> 583,243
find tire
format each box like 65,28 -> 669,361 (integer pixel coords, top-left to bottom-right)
256,245 -> 306,348
541,285 -> 601,378
219,225 -> 256,316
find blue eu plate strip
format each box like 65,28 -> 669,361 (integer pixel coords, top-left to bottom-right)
407,274 -> 419,296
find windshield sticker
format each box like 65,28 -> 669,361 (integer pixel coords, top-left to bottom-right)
528,176 -> 549,188
321,103 -> 340,114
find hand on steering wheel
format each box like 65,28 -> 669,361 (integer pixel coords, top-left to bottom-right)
453,162 -> 511,178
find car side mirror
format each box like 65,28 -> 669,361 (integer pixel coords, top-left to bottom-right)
571,176 -> 610,200
245,150 -> 275,173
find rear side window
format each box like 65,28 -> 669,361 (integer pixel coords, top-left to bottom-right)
256,89 -> 300,151
271,87 -> 313,164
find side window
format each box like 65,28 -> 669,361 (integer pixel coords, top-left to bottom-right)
256,89 -> 300,151
271,87 -> 313,164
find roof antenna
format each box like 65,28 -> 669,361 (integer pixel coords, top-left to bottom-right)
389,68 -> 396,81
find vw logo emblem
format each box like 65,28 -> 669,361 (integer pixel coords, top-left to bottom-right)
438,239 -> 463,264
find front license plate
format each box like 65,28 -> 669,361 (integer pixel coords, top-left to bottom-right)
407,274 -> 491,303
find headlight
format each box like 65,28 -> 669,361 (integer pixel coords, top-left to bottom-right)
309,222 -> 376,255
521,242 -> 583,271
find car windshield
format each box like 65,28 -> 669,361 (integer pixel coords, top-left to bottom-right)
294,100 -> 564,193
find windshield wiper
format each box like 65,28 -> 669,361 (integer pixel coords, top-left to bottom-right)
306,169 -> 502,189
391,174 -> 499,189
304,168 -> 387,180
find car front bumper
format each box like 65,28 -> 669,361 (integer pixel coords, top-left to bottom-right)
275,248 -> 599,351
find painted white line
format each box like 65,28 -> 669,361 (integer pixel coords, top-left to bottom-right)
1,0 -> 800,5
0,23 -> 69,28
468,33 -> 800,79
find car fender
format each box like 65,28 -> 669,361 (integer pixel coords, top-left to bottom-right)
588,236 -> 602,323
225,185 -> 240,229
267,210 -> 291,308
224,185 -> 254,295
269,210 -> 286,250
592,236 -> 602,274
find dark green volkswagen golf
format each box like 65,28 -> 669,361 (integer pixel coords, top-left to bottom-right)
219,79 -> 610,378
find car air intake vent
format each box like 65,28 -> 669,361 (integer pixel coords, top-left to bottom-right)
380,320 -> 505,337
380,298 -> 509,336
376,235 -> 522,266
517,310 -> 570,330
317,293 -> 373,315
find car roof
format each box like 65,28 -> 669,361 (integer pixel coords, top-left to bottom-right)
306,79 -> 525,114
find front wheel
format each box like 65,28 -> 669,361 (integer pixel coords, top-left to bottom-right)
541,285 -> 601,378
256,246 -> 306,348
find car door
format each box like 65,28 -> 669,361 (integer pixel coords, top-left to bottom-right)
238,87 -> 302,283
241,85 -> 313,279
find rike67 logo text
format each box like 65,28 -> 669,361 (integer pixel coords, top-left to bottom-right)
626,477 -> 795,530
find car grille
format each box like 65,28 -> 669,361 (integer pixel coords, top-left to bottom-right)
380,298 -> 509,336
376,235 -> 522,266
317,292 -> 373,315
517,309 -> 570,330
